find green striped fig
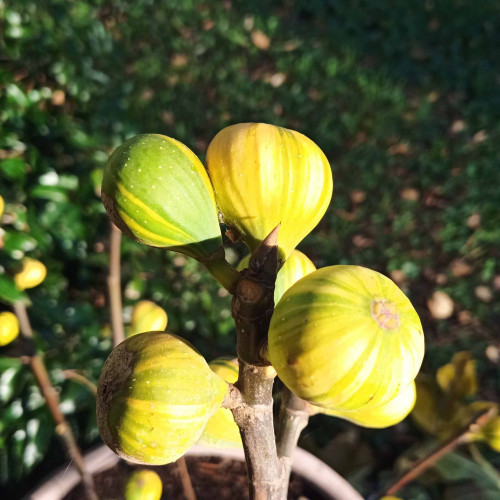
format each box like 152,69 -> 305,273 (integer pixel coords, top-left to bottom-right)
97,331 -> 228,465
268,265 -> 424,412
198,358 -> 242,448
102,134 -> 222,261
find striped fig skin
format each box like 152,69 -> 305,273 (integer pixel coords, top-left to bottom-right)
238,249 -> 316,305
128,301 -> 168,337
268,265 -> 424,412
206,123 -> 333,259
102,134 -> 222,260
322,381 -> 416,428
97,332 -> 228,465
198,358 -> 242,448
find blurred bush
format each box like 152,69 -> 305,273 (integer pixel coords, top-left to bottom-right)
0,0 -> 499,496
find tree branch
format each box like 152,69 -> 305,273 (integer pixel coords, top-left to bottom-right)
13,302 -> 98,500
108,223 -> 125,347
381,406 -> 497,497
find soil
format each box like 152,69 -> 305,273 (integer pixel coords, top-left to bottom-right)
64,455 -> 329,499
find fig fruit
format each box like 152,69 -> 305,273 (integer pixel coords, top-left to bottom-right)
0,311 -> 19,346
268,265 -> 424,411
14,258 -> 47,290
238,249 -> 316,305
128,301 -> 168,337
206,123 -> 333,259
102,134 -> 222,261
125,469 -> 163,500
198,358 -> 242,448
321,381 -> 416,428
97,331 -> 228,465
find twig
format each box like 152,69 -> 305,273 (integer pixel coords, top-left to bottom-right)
381,406 -> 497,497
62,369 -> 97,396
230,225 -> 286,499
276,387 -> 310,492
177,456 -> 197,500
13,302 -> 98,500
108,223 -> 125,346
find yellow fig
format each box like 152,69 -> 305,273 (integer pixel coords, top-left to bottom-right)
238,249 -> 316,305
14,258 -> 47,290
198,358 -> 242,448
97,332 -> 228,465
268,265 -> 424,411
128,301 -> 168,337
125,469 -> 163,500
322,381 -> 416,428
436,350 -> 477,400
206,123 -> 333,259
0,195 -> 4,221
0,311 -> 19,346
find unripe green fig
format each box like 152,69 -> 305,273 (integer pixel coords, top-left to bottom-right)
321,381 -> 416,428
198,358 -> 242,448
238,249 -> 316,305
128,301 -> 168,337
268,265 -> 424,412
125,469 -> 162,500
206,123 -> 333,260
97,331 -> 228,465
102,134 -> 222,261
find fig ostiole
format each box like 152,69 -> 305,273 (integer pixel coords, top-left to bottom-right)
206,123 -> 333,260
102,134 -> 223,261
268,265 -> 424,412
96,331 -> 228,465
198,357 -> 242,448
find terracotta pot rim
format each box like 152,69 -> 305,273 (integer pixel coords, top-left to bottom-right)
27,444 -> 363,500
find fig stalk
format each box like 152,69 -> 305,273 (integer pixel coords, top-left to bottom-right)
230,225 -> 286,499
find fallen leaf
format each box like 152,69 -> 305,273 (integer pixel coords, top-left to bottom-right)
203,19 -> 215,31
388,142 -> 410,156
350,190 -> 366,204
467,213 -> 481,229
472,130 -> 488,143
352,234 -> 375,249
475,286 -> 493,303
427,291 -> 454,319
400,188 -> 420,201
450,120 -> 466,134
390,270 -> 406,285
51,90 -> 65,106
171,54 -> 188,67
451,259 -> 472,277
251,30 -> 270,50
458,310 -> 472,324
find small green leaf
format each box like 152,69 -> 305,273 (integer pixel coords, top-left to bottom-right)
0,275 -> 30,305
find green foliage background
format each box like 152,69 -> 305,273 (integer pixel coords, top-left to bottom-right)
0,0 -> 499,497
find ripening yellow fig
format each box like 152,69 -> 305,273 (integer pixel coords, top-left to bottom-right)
198,358 -> 242,448
0,311 -> 20,346
268,265 -> 424,412
206,123 -> 333,260
321,381 -> 416,428
97,332 -> 228,465
436,351 -> 477,400
238,249 -> 316,305
0,195 -> 4,221
14,258 -> 47,290
125,470 -> 163,500
128,301 -> 168,337
102,134 -> 222,261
